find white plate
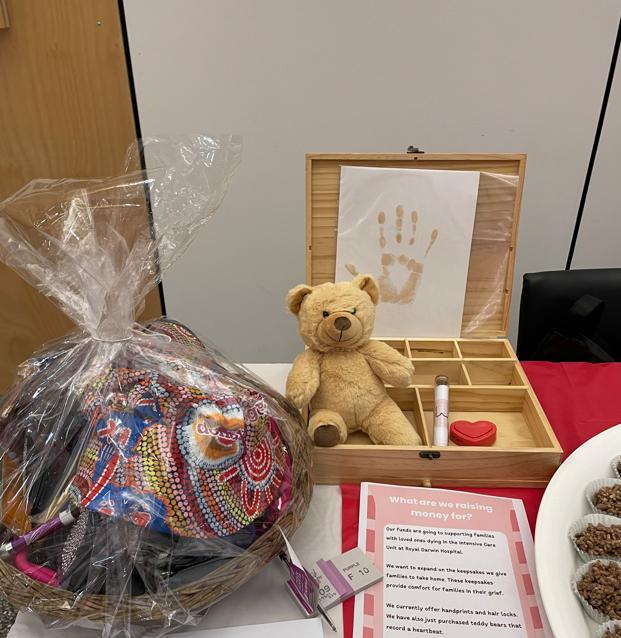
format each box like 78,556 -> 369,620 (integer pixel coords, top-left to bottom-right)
536,423 -> 621,637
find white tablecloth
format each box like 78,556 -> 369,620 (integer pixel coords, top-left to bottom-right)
8,365 -> 346,638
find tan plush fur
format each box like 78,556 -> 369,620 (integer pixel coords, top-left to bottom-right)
286,274 -> 422,447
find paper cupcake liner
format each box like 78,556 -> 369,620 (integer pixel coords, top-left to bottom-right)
569,515 -> 621,563
572,559 -> 621,624
611,455 -> 621,480
586,479 -> 621,518
595,620 -> 621,638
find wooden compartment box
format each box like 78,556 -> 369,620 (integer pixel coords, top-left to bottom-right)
305,153 -> 563,488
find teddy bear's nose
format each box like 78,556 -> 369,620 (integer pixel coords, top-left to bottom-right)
334,316 -> 352,331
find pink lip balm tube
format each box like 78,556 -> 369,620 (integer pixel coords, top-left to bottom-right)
433,374 -> 449,446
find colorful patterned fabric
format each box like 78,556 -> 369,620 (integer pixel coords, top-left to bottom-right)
69,320 -> 290,539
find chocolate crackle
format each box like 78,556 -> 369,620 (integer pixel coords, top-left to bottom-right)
577,561 -> 621,619
593,485 -> 621,517
575,523 -> 621,558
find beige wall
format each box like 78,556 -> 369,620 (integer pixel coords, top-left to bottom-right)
125,0 -> 621,361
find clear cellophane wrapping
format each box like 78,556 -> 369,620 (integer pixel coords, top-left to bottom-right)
0,135 -> 312,636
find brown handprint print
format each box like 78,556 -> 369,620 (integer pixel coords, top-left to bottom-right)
345,205 -> 438,305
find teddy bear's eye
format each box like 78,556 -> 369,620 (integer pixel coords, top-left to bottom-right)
322,311 -> 330,318
351,308 -> 356,315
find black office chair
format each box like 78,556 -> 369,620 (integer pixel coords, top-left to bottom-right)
516,269 -> 621,362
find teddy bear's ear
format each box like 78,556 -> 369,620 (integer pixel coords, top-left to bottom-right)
354,274 -> 380,305
286,284 -> 314,316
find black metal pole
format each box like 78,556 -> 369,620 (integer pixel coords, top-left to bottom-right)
566,11 -> 621,270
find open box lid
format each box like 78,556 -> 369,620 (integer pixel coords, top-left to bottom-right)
306,153 -> 526,339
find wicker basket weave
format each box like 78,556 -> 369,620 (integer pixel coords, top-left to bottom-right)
0,415 -> 314,624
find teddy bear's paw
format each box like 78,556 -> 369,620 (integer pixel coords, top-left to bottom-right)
285,390 -> 305,409
390,361 -> 415,387
285,380 -> 314,408
372,429 -> 422,446
313,424 -> 341,447
396,430 -> 423,446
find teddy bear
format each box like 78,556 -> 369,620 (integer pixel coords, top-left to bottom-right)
285,273 -> 422,447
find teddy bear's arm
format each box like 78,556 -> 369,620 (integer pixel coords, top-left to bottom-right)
361,340 -> 414,388
286,349 -> 322,408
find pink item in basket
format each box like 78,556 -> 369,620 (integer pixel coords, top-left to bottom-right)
14,549 -> 58,587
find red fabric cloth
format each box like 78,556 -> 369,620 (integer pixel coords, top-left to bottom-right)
341,362 -> 621,637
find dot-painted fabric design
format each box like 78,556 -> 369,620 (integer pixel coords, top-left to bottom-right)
69,320 -> 290,538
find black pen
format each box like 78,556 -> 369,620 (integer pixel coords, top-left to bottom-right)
278,553 -> 337,632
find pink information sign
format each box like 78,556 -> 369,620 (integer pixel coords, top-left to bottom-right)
354,483 -> 552,638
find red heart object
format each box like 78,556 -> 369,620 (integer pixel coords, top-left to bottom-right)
449,420 -> 497,446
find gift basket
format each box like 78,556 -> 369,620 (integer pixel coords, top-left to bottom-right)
0,135 -> 313,635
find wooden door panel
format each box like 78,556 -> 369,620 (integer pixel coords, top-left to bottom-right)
0,0 -> 162,391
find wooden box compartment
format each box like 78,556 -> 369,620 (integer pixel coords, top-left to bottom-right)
305,154 -> 563,488
457,340 -> 514,359
408,340 -> 461,358
312,337 -> 561,487
410,361 -> 470,386
465,360 -> 529,386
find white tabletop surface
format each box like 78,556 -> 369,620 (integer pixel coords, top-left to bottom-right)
8,364 -> 346,638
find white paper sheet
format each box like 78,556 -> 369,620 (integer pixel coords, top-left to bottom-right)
353,483 -> 552,638
336,166 -> 480,337
167,617 -> 324,638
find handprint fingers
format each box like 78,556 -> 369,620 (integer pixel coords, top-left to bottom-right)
378,212 -> 386,249
375,206 -> 438,305
409,210 -> 418,246
378,206 -> 436,252
395,205 -> 403,243
425,229 -> 438,258
350,207 -> 439,305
